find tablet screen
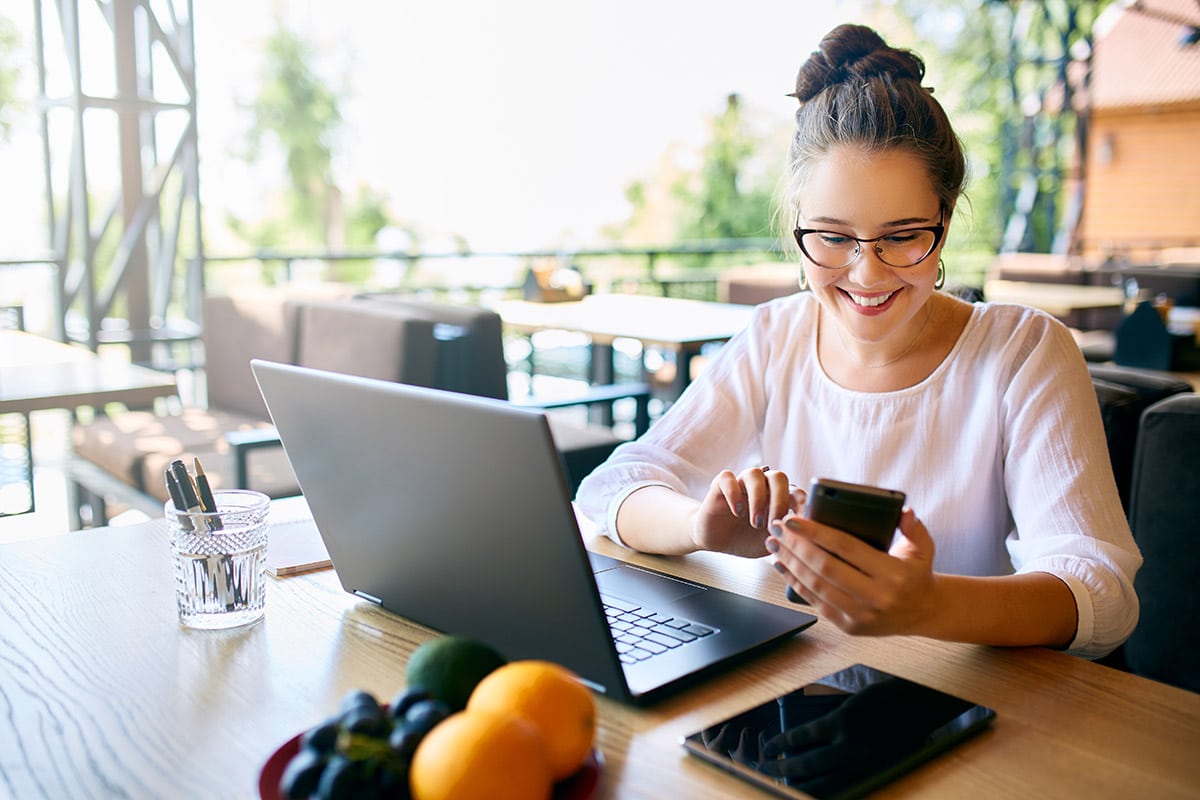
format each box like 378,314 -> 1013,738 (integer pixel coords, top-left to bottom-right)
681,664 -> 995,800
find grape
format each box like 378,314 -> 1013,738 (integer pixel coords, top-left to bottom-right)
387,725 -> 423,760
314,754 -> 359,800
388,686 -> 432,720
281,687 -> 445,798
342,705 -> 390,738
300,717 -> 341,755
377,762 -> 412,800
338,689 -> 380,714
278,746 -> 326,799
403,699 -> 451,737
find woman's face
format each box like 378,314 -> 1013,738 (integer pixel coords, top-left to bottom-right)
798,145 -> 947,346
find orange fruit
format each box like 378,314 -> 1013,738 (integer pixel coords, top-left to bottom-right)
467,660 -> 596,780
409,709 -> 553,800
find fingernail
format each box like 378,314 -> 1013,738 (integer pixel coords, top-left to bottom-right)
735,502 -> 745,516
765,538 -> 779,553
772,560 -> 787,574
785,517 -> 803,532
753,514 -> 765,528
768,522 -> 783,538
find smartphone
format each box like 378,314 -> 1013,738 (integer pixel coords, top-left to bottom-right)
805,478 -> 906,551
785,478 -> 906,605
681,663 -> 996,800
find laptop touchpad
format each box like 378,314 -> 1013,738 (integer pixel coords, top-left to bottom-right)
594,564 -> 707,606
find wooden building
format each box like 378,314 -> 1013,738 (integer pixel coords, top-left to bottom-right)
1079,0 -> 1200,263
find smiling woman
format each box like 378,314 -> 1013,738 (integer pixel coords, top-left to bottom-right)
575,23 -> 1142,667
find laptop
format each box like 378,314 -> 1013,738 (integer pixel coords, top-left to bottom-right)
252,359 -> 817,705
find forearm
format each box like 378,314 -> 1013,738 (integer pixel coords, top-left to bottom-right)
613,485 -> 701,555
919,571 -> 1078,649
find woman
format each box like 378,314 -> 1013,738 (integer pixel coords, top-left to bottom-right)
576,24 -> 1140,660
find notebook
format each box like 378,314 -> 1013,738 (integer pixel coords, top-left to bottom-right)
251,359 -> 817,705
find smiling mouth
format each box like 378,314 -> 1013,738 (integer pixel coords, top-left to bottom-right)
844,289 -> 898,308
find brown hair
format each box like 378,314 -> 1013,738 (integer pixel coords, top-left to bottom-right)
780,24 -> 966,245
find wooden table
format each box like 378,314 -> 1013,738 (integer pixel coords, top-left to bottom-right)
983,280 -> 1127,327
495,294 -> 755,398
4,512 -> 1199,799
1,330 -> 178,516
0,329 -> 178,415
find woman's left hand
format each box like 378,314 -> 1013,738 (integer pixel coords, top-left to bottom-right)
766,508 -> 938,636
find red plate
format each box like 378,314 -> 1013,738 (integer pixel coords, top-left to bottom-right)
259,732 -> 603,799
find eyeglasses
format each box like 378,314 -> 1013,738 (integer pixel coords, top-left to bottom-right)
793,217 -> 945,269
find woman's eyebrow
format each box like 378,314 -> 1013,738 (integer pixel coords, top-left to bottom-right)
805,214 -> 937,228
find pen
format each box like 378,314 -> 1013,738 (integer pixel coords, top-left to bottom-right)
165,470 -> 194,531
193,457 -> 223,530
170,458 -> 209,532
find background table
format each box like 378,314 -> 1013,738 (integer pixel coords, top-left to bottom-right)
496,295 -> 755,398
3,512 -> 1198,798
1,330 -> 177,516
983,280 -> 1127,329
0,329 -> 178,415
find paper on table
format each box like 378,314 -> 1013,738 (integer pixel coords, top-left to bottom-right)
266,496 -> 332,577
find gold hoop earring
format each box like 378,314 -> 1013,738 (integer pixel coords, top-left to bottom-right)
798,269 -> 809,291
935,259 -> 946,290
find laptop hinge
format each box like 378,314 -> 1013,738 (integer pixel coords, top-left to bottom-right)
353,590 -> 383,605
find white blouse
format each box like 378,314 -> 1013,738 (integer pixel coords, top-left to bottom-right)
576,293 -> 1142,660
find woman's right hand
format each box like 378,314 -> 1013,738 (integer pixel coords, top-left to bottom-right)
691,466 -> 805,557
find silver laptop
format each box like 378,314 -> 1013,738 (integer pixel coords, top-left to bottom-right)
252,359 -> 817,705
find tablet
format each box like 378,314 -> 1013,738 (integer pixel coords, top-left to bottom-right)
681,664 -> 996,800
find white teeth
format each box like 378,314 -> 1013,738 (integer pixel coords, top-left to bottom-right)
848,291 -> 895,307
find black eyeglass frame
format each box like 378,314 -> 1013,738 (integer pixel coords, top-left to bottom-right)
792,217 -> 946,270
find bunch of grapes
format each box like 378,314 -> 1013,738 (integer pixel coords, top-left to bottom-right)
279,687 -> 450,800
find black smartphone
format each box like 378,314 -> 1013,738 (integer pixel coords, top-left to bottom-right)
785,478 -> 906,605
805,478 -> 906,551
681,664 -> 996,800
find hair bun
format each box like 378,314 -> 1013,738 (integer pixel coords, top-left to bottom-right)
790,24 -> 926,104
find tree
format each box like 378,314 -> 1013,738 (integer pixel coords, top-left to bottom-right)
882,0 -> 1114,256
613,94 -> 784,263
232,19 -> 344,250
675,94 -> 779,243
0,11 -> 21,142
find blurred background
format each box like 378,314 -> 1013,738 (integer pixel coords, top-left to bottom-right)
2,0 -> 1198,535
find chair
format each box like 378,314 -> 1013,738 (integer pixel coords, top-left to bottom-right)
353,294 -> 652,493
1087,364 -> 1193,512
1122,393 -> 1200,693
70,288 -> 436,520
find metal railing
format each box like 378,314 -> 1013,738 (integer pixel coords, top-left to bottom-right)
202,238 -> 790,302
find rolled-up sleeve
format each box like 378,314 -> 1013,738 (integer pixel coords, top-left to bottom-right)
1001,316 -> 1142,659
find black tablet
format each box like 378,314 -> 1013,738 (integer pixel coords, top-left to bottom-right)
681,664 -> 996,800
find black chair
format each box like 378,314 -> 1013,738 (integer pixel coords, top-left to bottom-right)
1122,393 -> 1200,693
1087,364 -> 1193,512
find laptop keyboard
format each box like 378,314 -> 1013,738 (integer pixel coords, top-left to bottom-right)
601,594 -> 717,664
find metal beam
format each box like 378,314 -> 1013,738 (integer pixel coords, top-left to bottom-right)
34,0 -> 200,360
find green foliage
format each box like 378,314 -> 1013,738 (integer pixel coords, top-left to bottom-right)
675,94 -> 777,243
0,12 -> 22,141
883,0 -> 1113,263
344,186 -> 391,250
614,94 -> 781,265
233,19 -> 344,249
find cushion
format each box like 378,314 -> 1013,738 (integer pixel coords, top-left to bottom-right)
295,301 -> 439,387
141,442 -> 300,503
353,295 -> 509,399
73,407 -> 272,491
